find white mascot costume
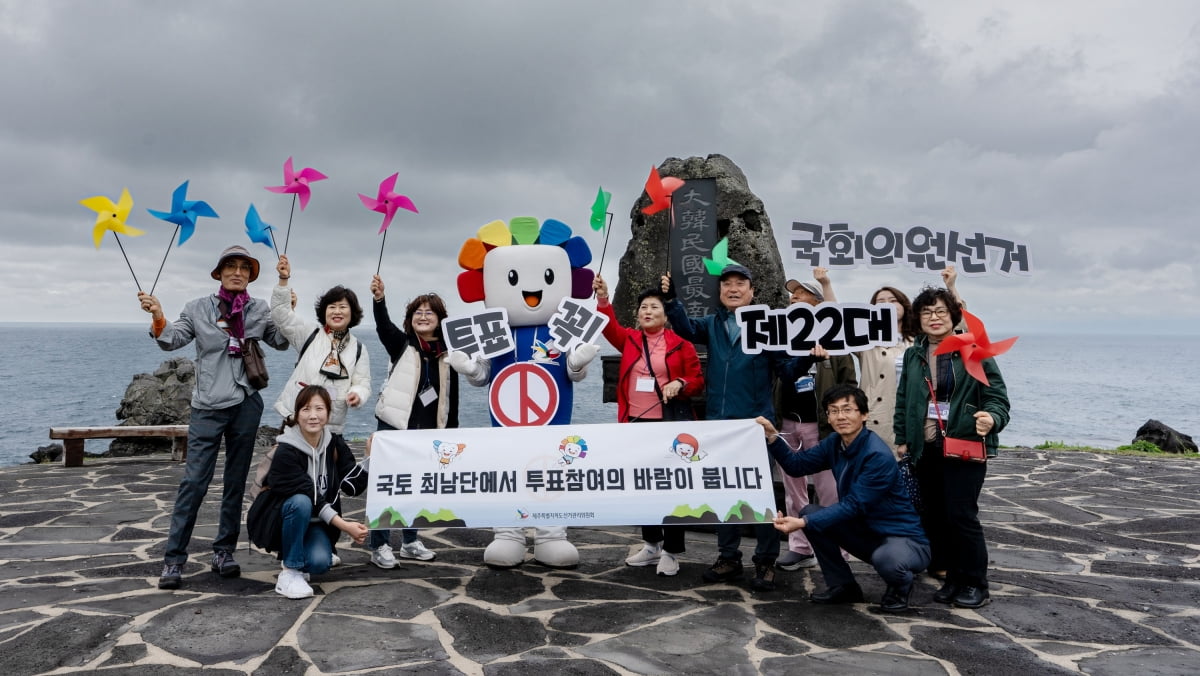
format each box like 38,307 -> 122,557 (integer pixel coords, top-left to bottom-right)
448,217 -> 598,568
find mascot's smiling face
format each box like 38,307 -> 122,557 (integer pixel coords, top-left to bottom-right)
483,244 -> 573,327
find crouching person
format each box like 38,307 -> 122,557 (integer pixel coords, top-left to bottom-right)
248,385 -> 370,599
764,384 -> 929,613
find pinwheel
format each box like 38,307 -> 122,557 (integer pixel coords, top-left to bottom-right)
702,237 -> 741,275
244,204 -> 279,257
358,173 -> 419,275
641,166 -> 684,216
590,186 -> 614,277
146,180 -> 219,294
264,156 -> 326,253
933,308 -> 1018,386
80,188 -> 145,290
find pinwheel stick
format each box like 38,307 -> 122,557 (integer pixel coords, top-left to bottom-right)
148,224 -> 180,296
595,212 -> 614,278
267,229 -> 282,261
376,229 -> 388,276
282,193 -> 297,255
111,232 -> 143,292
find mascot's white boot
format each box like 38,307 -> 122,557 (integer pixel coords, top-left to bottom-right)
484,528 -> 529,568
533,526 -> 579,568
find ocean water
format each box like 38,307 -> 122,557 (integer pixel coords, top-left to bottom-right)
3,324 -> 1197,467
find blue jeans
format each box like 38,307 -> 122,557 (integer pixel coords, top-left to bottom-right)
164,393 -> 262,564
800,504 -> 931,591
369,418 -> 418,550
281,494 -> 334,574
716,523 -> 780,563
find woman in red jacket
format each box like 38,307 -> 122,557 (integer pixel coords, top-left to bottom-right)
593,275 -> 704,577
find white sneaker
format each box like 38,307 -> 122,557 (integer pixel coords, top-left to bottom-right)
625,542 -> 663,567
371,543 -> 398,569
399,540 -> 436,561
275,568 -> 314,599
330,553 -> 342,567
656,552 -> 680,577
280,562 -> 309,581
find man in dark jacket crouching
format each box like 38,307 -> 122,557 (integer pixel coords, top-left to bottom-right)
763,384 -> 929,613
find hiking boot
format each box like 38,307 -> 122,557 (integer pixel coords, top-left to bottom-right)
398,540 -> 436,561
879,585 -> 913,613
776,551 -> 817,571
933,581 -> 960,604
275,568 -> 314,599
371,544 -> 398,569
809,582 -> 865,604
656,552 -> 680,577
952,586 -> 990,609
751,561 -> 777,592
211,550 -> 241,578
158,563 -> 182,590
701,557 -> 744,583
625,542 -> 663,567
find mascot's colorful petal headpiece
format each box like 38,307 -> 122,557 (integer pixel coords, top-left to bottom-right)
456,217 -> 594,303
933,309 -> 1018,386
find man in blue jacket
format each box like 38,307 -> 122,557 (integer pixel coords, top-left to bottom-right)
767,384 -> 930,613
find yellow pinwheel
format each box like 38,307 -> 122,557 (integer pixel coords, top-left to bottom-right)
80,188 -> 145,248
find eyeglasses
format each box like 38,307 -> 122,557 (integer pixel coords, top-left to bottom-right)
223,262 -> 253,273
412,310 -> 438,317
919,307 -> 950,318
826,406 -> 860,418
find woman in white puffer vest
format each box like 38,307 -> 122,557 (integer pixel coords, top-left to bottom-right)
365,275 -> 459,568
269,255 -> 372,436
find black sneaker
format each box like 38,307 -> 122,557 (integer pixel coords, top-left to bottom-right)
701,557 -> 744,583
158,563 -> 182,590
809,582 -> 865,604
879,585 -> 913,613
933,581 -> 960,604
952,585 -> 990,609
211,550 -> 241,578
751,561 -> 777,592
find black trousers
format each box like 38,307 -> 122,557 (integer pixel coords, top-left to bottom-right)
916,440 -> 989,588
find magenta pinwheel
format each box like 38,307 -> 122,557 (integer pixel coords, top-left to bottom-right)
933,308 -> 1018,386
264,156 -> 327,210
358,173 -> 418,233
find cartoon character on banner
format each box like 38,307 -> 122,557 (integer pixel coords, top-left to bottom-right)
448,217 -> 597,568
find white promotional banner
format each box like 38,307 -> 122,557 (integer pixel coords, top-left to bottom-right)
366,419 -> 777,529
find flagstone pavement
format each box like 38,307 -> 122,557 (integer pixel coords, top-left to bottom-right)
0,448 -> 1197,675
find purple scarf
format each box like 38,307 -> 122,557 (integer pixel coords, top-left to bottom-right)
216,287 -> 250,345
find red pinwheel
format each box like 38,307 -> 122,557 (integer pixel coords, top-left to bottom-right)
641,166 -> 684,215
264,156 -> 327,210
358,173 -> 418,234
933,309 -> 1018,385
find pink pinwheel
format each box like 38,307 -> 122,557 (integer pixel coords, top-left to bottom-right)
358,173 -> 418,233
933,309 -> 1018,386
264,156 -> 327,210
641,166 -> 685,216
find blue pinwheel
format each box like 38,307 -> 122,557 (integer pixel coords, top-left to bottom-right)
244,204 -> 279,254
147,180 -> 219,246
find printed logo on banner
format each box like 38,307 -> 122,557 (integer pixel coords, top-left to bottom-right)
432,440 -> 466,469
442,308 -> 513,359
735,302 -> 898,356
547,298 -> 609,353
791,222 -> 1032,276
489,362 -> 561,426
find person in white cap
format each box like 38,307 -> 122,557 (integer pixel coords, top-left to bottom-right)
138,245 -> 289,590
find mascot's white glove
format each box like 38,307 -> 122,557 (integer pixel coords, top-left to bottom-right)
446,350 -> 482,379
566,342 -> 598,376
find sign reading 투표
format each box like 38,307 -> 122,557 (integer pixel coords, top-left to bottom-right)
366,419 -> 777,529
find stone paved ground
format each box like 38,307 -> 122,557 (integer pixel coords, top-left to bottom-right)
0,449 -> 1197,675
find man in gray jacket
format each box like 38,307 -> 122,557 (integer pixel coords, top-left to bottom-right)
138,245 -> 288,589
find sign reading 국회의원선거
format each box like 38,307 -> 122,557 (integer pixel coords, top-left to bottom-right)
365,419 -> 777,529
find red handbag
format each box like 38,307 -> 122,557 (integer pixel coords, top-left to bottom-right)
926,377 -> 986,463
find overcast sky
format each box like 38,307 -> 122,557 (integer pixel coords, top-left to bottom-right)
3,0 -> 1198,334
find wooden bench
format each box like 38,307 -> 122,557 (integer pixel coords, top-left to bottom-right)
49,426 -> 190,467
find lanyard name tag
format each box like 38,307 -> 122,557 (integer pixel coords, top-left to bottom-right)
418,386 -> 437,407
794,375 -> 815,393
928,401 -> 950,419
635,376 -> 656,393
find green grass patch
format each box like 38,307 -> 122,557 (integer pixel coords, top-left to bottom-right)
1031,439 -> 1197,459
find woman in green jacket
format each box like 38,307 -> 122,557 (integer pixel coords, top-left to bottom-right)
894,287 -> 1010,609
